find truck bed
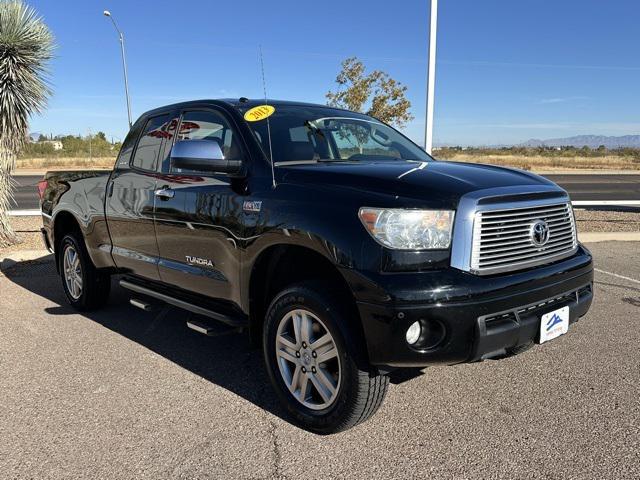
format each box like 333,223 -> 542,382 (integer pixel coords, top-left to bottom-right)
41,169 -> 113,269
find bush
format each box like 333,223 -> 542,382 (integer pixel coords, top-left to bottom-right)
20,133 -> 118,159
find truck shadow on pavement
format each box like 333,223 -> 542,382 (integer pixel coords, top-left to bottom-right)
3,255 -> 423,428
4,255 -> 291,423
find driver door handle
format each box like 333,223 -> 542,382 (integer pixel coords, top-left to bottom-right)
154,186 -> 174,199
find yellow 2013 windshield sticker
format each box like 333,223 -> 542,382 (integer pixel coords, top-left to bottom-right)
244,105 -> 275,122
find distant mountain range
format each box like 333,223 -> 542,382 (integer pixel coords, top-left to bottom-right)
521,135 -> 640,149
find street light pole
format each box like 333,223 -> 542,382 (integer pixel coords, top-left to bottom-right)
424,0 -> 438,154
103,10 -> 132,128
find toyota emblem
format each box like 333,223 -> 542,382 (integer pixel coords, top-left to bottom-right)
530,219 -> 550,247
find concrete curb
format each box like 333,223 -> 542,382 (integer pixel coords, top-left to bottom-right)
8,209 -> 41,216
579,232 -> 640,243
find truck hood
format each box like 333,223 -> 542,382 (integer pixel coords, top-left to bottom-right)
278,160 -> 559,205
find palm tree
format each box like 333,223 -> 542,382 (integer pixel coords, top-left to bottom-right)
0,0 -> 53,246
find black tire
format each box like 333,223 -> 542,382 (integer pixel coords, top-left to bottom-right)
263,282 -> 389,434
58,233 -> 111,310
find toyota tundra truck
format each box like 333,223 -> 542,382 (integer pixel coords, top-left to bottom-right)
39,99 -> 594,434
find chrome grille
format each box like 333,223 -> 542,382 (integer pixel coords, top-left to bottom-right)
471,202 -> 578,275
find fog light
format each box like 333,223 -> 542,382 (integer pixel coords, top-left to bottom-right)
406,321 -> 421,345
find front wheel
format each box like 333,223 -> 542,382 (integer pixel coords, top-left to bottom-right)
263,282 -> 389,434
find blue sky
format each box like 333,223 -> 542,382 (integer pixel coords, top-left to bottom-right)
28,0 -> 640,146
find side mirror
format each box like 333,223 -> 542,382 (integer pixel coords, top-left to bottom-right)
170,139 -> 243,174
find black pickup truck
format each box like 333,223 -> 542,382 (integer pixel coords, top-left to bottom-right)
40,99 -> 593,433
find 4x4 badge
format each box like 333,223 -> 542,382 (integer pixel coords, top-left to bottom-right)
243,200 -> 262,213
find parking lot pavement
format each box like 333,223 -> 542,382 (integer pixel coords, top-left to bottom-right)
1,243 -> 638,479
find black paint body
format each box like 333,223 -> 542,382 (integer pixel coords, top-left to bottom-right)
41,99 -> 593,369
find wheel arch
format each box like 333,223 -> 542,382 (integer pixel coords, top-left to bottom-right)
52,210 -> 83,273
247,244 -> 368,361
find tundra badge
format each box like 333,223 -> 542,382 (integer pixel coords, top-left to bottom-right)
185,256 -> 214,268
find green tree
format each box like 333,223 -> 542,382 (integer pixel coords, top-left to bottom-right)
326,57 -> 413,128
0,0 -> 54,245
22,141 -> 53,156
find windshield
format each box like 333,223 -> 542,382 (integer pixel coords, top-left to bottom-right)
238,104 -> 432,165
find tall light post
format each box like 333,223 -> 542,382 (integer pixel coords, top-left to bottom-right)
103,10 -> 132,128
424,0 -> 438,154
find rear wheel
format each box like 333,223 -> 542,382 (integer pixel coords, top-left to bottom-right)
263,282 -> 389,434
59,233 -> 110,310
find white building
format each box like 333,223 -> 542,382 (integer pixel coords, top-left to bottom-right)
41,140 -> 63,150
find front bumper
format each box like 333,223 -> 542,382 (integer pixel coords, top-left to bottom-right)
352,245 -> 594,368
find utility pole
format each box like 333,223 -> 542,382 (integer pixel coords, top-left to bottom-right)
424,0 -> 438,154
103,10 -> 133,128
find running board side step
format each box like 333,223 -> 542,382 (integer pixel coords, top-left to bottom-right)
119,279 -> 247,328
186,319 -> 243,337
130,298 -> 153,311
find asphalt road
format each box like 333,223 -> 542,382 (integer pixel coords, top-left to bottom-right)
11,175 -> 43,210
0,242 -> 638,479
546,173 -> 640,201
9,174 -> 640,210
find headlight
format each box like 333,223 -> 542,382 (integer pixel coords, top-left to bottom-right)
358,208 -> 454,250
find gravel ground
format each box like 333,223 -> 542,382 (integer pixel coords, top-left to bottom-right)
7,216 -> 41,240
2,211 -> 638,256
574,209 -> 640,233
0,217 -> 44,255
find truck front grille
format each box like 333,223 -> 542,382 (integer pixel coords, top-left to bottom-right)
470,202 -> 578,275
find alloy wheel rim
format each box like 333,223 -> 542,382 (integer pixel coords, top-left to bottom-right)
63,245 -> 83,300
275,309 -> 341,410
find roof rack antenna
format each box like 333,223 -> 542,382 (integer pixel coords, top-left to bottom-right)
259,46 -> 277,189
